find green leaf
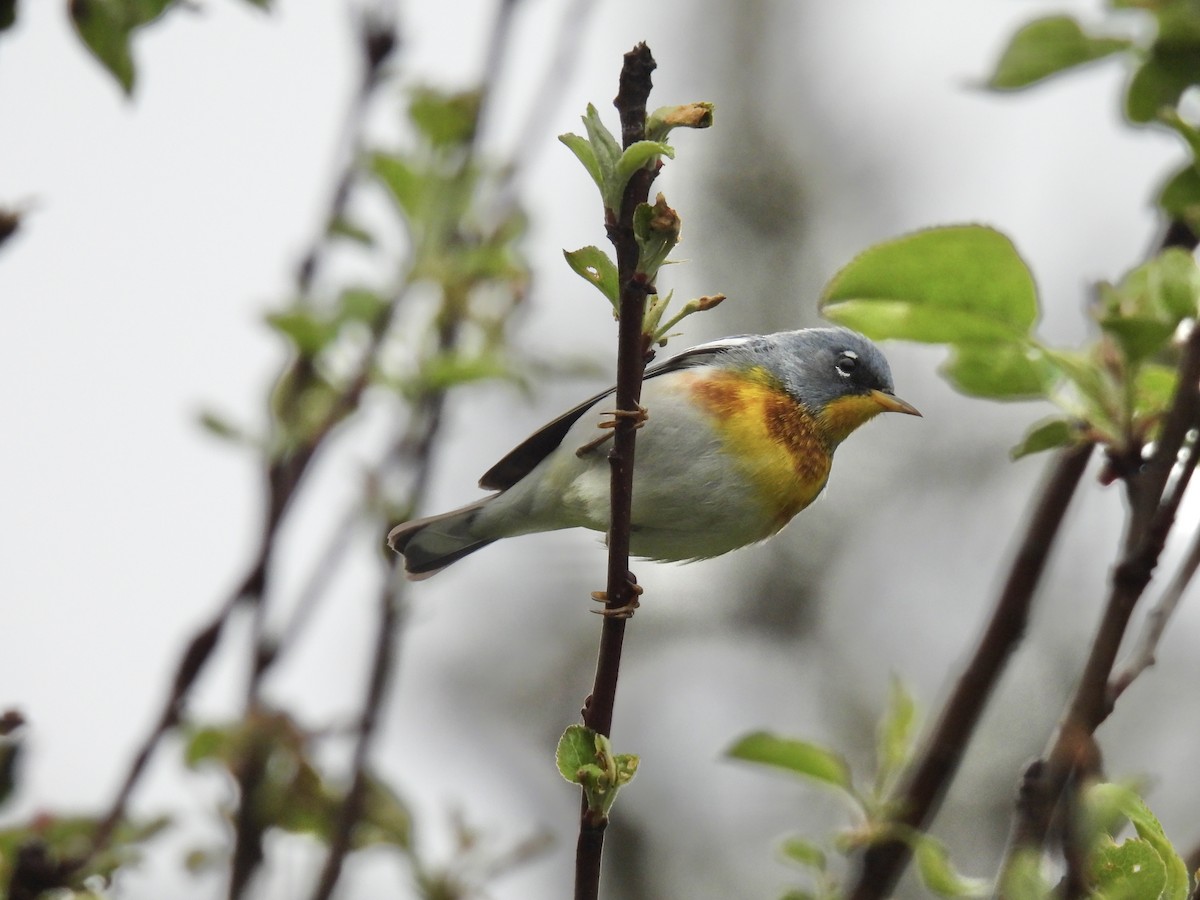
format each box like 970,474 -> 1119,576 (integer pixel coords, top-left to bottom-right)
1090,838 -> 1167,900
1011,418 -> 1079,460
559,133 -> 604,194
580,103 -> 622,181
409,88 -> 480,147
1097,249 -> 1199,363
328,217 -> 375,247
1135,363 -> 1178,420
1088,783 -> 1189,900
611,139 -> 674,209
989,16 -> 1130,90
779,835 -> 827,873
820,226 -> 1039,345
564,246 -> 619,307
69,0 -> 176,94
727,732 -> 853,793
371,152 -> 426,221
266,310 -> 336,357
874,678 -> 917,800
941,342 -> 1055,399
1126,49 -> 1200,124
912,834 -> 990,897
633,193 -> 681,279
556,724 -> 595,785
998,847 -> 1052,899
645,101 -> 715,142
1157,164 -> 1200,231
354,775 -> 412,850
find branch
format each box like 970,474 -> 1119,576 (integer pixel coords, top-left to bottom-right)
1001,320 -> 1200,871
846,442 -> 1093,900
1110,488 -> 1200,696
575,42 -> 657,900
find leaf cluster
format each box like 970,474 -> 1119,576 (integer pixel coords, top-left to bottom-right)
560,102 -> 722,346
555,724 -> 639,821
184,710 -> 411,856
728,681 -> 987,900
989,1 -> 1200,236
0,711 -> 168,898
821,226 -> 1199,462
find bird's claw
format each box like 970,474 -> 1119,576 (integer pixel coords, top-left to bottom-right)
575,405 -> 649,457
590,578 -> 643,619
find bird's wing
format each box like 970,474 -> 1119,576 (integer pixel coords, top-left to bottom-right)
477,337 -> 754,490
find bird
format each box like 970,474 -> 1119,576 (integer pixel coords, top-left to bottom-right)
388,327 -> 919,580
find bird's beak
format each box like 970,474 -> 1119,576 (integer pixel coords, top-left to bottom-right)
869,389 -> 922,417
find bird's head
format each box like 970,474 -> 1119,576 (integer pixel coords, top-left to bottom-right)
754,327 -> 921,446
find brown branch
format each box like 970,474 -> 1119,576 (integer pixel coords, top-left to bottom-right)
308,571 -> 406,900
575,42 -> 657,900
846,441 -> 1093,900
1001,320 -> 1200,873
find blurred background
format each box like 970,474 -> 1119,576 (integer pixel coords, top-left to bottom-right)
3,0 -> 1199,897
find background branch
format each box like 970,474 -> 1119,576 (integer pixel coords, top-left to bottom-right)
846,441 -> 1093,900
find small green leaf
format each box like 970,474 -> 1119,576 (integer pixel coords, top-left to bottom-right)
559,133 -> 604,194
988,16 -> 1130,90
727,732 -> 853,793
354,775 -> 412,850
371,153 -> 425,221
611,139 -> 674,208
633,193 -> 681,279
564,246 -> 619,307
556,724 -> 595,785
998,847 -> 1052,899
198,410 -> 252,445
328,217 -> 374,247
1126,50 -> 1200,124
1088,783 -> 1189,900
580,103 -> 622,180
1157,165 -> 1200,232
874,678 -> 917,800
820,226 -> 1039,345
69,0 -> 176,94
912,834 -> 990,898
409,88 -> 480,147
1090,837 -> 1167,900
779,835 -> 827,872
1011,418 -> 1079,460
266,310 -> 335,357
941,342 -> 1055,399
1135,363 -> 1178,420
645,101 -> 715,142
338,287 -> 388,325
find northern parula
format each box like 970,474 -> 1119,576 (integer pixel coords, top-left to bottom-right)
388,327 -> 919,579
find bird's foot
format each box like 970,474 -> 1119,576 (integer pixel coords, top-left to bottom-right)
574,404 -> 649,458
590,576 -> 643,619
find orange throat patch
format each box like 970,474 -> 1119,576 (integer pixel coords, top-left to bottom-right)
688,368 -> 834,527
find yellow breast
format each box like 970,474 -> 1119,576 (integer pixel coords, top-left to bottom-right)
687,367 -> 832,528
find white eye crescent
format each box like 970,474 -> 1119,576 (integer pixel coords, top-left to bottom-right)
835,351 -> 858,377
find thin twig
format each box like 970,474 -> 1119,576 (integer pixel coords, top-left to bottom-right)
575,42 -> 658,900
1110,495 -> 1200,696
1000,321 -> 1200,873
846,442 -> 1093,900
308,570 -> 407,900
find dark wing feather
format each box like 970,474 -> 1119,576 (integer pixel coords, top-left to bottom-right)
477,338 -> 751,491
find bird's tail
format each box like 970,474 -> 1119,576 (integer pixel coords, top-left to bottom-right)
387,498 -> 496,580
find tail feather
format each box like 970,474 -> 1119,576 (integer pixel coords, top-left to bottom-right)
387,499 -> 495,580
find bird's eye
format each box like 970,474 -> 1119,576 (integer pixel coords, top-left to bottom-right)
835,351 -> 858,377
